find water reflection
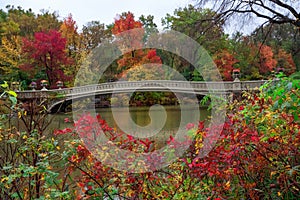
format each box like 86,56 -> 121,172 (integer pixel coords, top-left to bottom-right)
49,105 -> 210,134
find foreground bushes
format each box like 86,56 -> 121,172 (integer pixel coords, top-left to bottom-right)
0,75 -> 299,199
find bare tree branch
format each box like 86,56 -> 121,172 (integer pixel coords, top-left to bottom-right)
195,0 -> 300,28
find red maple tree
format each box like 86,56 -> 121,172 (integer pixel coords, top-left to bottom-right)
21,30 -> 72,87
258,44 -> 277,75
214,49 -> 238,81
275,48 -> 296,75
112,12 -> 143,35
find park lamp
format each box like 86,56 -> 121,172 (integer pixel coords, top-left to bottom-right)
40,80 -> 48,90
56,80 -> 63,89
11,81 -> 20,92
232,69 -> 241,80
30,81 -> 37,90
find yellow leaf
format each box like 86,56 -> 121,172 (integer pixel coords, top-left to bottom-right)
40,153 -> 47,157
1,177 -> 8,182
225,181 -> 230,189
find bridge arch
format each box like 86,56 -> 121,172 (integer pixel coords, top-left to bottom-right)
48,89 -> 212,113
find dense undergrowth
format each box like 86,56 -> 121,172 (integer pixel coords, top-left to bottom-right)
0,74 -> 299,199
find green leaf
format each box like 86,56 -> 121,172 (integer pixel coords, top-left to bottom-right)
11,193 -> 20,198
9,96 -> 17,106
187,157 -> 191,163
293,113 -> 299,121
260,136 -> 269,142
0,81 -> 9,88
55,93 -> 65,98
3,165 -> 13,170
7,90 -> 17,97
7,139 -> 18,143
187,129 -> 195,138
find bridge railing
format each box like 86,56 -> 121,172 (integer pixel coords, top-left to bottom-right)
17,80 -> 269,99
17,91 -> 51,99
240,80 -> 268,90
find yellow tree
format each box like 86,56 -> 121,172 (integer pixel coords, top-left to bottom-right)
0,36 -> 22,77
60,14 -> 80,57
59,14 -> 83,85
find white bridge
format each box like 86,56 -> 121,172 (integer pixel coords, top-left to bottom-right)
17,80 -> 267,113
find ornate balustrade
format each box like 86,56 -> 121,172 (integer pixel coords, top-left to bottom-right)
17,80 -> 268,100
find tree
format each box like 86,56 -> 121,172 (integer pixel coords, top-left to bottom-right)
252,23 -> 300,71
0,6 -> 65,85
59,14 -> 79,56
229,34 -> 294,79
59,14 -> 86,85
162,5 -> 226,52
196,0 -> 300,29
161,5 -> 230,80
21,30 -> 72,86
0,35 -> 24,82
35,10 -> 61,33
257,43 -> 277,75
112,12 -> 143,35
112,12 -> 163,80
213,49 -> 238,80
123,50 -> 164,81
1,5 -> 36,37
112,12 -> 144,54
229,34 -> 256,79
1,5 -> 61,38
275,48 -> 296,75
81,21 -> 111,51
139,14 -> 158,42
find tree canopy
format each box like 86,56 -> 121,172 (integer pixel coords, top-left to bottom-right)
21,30 -> 72,87
0,4 -> 298,87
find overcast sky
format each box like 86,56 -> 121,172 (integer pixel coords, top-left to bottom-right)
1,0 -> 195,30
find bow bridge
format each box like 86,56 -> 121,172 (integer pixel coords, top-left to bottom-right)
17,80 -> 267,113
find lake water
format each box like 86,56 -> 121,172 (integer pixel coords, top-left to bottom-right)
49,105 -> 210,135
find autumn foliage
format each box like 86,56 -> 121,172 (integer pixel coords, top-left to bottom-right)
57,76 -> 300,199
112,12 -> 143,35
275,49 -> 296,75
112,12 -> 163,80
21,30 -> 72,86
258,44 -> 278,75
1,6 -> 300,200
214,49 -> 238,81
0,6 -> 298,86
